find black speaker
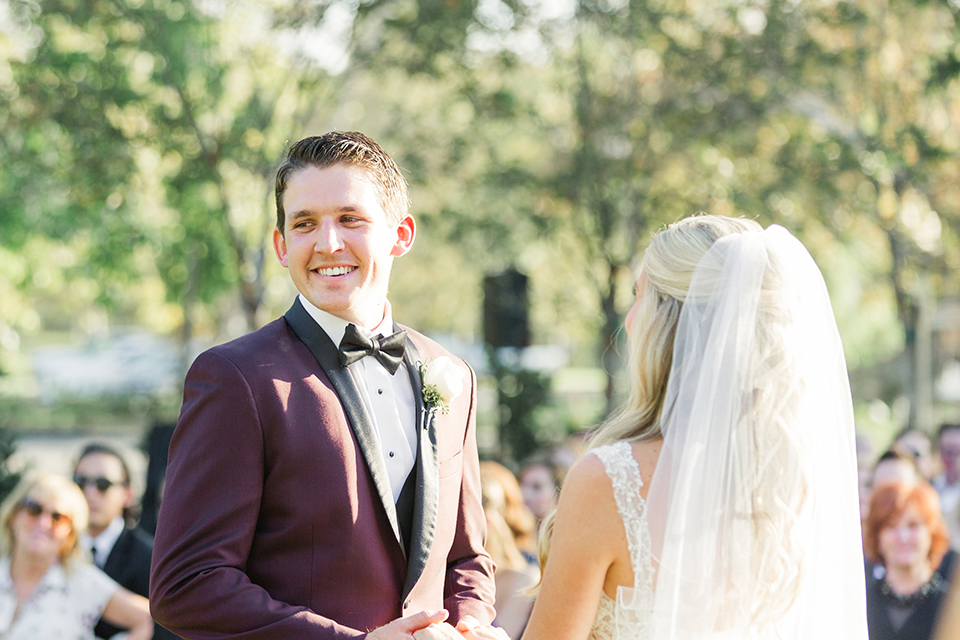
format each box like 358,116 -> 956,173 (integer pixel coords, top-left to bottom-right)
483,269 -> 530,348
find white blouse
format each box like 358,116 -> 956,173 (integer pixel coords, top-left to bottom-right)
0,557 -> 118,640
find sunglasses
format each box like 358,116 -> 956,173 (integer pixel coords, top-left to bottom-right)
73,475 -> 125,493
20,498 -> 72,527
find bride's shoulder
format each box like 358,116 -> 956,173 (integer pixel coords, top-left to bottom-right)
558,452 -> 617,510
562,439 -> 661,505
554,452 -> 621,541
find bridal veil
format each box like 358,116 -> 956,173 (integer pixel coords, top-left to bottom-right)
639,225 -> 867,639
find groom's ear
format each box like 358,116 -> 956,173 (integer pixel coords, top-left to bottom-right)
273,228 -> 289,267
391,215 -> 416,257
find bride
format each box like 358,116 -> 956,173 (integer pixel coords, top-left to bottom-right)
518,214 -> 868,640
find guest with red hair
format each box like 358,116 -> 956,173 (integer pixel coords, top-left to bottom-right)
864,481 -> 956,640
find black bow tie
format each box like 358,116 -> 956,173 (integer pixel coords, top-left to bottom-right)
338,323 -> 407,375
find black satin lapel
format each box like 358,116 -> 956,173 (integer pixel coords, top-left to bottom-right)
285,300 -> 402,545
400,333 -> 440,600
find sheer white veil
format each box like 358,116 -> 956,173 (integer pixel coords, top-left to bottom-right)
642,225 -> 867,639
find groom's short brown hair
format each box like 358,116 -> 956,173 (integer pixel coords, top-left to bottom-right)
275,131 -> 409,231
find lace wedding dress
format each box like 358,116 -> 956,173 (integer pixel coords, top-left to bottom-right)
587,441 -> 655,640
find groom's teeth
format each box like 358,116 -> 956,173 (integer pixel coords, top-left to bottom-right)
317,266 -> 354,276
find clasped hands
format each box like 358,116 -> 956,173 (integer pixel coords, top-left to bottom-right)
367,610 -> 510,640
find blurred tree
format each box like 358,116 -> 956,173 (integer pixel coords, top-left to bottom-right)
116,0 -> 334,333
755,0 -> 960,427
488,347 -> 554,464
1,0 -> 147,366
2,0 -> 332,373
3,0 -> 957,436
524,1 -> 803,412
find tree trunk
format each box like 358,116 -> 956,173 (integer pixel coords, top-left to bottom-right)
600,262 -> 621,417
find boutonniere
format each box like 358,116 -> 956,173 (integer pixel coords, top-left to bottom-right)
419,356 -> 465,415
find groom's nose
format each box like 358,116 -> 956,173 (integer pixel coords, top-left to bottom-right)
314,219 -> 345,253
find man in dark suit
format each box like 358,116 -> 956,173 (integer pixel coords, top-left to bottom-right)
150,132 -> 501,640
74,442 -> 180,640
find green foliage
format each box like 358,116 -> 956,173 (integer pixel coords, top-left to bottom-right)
0,392 -> 181,433
487,348 -> 557,464
3,0 -> 960,432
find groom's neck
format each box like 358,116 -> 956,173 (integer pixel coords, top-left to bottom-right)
327,302 -> 388,332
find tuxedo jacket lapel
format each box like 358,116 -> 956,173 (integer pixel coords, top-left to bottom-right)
284,300 -> 403,547
401,335 -> 440,600
102,528 -> 132,577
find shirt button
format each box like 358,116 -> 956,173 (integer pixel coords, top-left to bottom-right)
378,388 -> 383,395
389,451 -> 395,457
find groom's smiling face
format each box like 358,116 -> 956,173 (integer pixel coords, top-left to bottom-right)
273,163 -> 415,329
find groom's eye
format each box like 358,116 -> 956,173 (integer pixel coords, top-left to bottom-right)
289,216 -> 314,230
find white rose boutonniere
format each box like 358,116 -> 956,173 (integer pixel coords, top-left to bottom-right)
420,356 -> 465,415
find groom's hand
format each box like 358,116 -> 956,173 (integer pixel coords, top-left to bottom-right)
367,610 -> 449,640
411,616 -> 511,640
412,622 -> 462,640
455,616 -> 511,640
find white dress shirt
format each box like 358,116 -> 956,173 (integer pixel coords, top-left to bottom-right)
299,294 -> 418,503
79,515 -> 125,568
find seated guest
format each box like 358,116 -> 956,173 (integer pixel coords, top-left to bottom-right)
894,428 -> 936,481
518,456 -> 564,529
933,422 -> 960,548
0,474 -> 153,639
864,481 -> 955,640
866,451 -> 923,582
480,460 -> 537,562
872,449 -> 920,490
480,462 -> 539,639
73,443 -> 179,639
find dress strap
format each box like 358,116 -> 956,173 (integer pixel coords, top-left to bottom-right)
591,442 -> 652,594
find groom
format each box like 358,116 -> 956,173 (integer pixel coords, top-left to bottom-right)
150,132 -> 496,639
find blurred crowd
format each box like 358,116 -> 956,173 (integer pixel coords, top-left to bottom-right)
0,441 -> 178,639
476,437 -> 583,639
857,422 -> 960,640
3,422 -> 959,639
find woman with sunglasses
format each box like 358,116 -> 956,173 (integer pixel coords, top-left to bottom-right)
0,474 -> 154,639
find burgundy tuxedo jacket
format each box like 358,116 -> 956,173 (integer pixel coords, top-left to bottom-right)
150,299 -> 496,639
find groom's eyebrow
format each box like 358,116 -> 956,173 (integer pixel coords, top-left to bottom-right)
289,205 -> 363,219
286,210 -> 314,227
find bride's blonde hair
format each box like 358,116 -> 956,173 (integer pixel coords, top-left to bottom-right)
535,214 -> 760,580
590,213 -> 761,449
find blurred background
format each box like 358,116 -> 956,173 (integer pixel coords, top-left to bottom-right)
1,0 -> 959,489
